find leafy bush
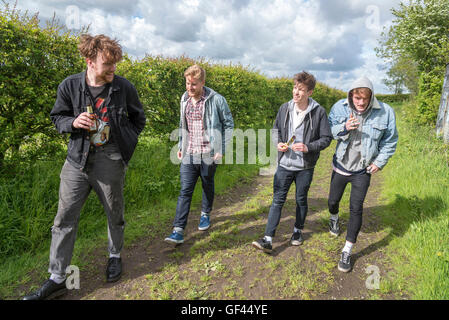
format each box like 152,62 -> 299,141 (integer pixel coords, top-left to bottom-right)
415,68 -> 446,125
376,93 -> 411,104
312,83 -> 346,111
118,55 -> 344,136
0,4 -> 85,170
117,55 -> 193,136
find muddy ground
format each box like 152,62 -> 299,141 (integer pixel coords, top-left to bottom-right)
57,162 -> 404,301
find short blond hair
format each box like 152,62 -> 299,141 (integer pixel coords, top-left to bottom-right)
352,87 -> 371,96
184,65 -> 206,82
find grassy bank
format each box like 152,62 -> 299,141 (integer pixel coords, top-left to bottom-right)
0,134 -> 263,299
377,103 -> 449,299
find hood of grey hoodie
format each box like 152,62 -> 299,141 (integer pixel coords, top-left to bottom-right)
283,97 -> 321,130
338,77 -> 381,173
279,98 -> 320,171
285,97 -> 320,141
288,97 -> 320,116
347,76 -> 381,113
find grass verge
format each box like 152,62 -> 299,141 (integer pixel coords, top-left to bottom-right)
376,103 -> 449,299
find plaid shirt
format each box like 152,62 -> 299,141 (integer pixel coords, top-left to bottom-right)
185,91 -> 211,154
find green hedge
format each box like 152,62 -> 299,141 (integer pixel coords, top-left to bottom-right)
415,68 -> 445,125
376,94 -> 411,104
0,0 -> 345,166
0,5 -> 85,169
117,55 -> 345,136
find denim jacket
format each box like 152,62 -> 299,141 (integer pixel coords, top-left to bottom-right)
328,98 -> 398,170
178,87 -> 234,158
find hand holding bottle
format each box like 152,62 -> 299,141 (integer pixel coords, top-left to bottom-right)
73,112 -> 95,130
73,106 -> 98,132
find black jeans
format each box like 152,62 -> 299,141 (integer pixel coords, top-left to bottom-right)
265,166 -> 314,237
328,171 -> 371,243
173,154 -> 217,230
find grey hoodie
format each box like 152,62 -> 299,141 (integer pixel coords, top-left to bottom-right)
279,98 -> 319,171
338,77 -> 381,172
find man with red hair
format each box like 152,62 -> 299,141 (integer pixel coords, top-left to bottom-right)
23,34 -> 146,300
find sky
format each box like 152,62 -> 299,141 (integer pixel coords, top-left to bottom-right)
8,0 -> 403,93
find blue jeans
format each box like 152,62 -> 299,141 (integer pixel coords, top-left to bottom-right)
265,166 -> 314,237
173,154 -> 217,229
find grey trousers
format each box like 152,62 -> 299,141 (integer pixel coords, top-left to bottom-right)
48,144 -> 126,276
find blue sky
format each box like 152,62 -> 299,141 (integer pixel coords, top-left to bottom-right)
9,0 -> 403,93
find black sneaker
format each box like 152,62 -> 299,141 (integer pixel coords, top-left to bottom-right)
290,231 -> 304,246
252,238 -> 272,253
23,279 -> 67,300
329,218 -> 340,237
338,251 -> 352,272
106,257 -> 122,283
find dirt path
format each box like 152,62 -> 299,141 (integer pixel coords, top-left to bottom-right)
61,158 -> 401,300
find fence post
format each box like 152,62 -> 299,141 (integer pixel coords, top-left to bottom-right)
436,63 -> 449,143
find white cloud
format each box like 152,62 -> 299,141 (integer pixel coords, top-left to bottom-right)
7,0 -> 402,93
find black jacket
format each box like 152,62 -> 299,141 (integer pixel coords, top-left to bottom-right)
50,71 -> 146,169
273,101 -> 332,168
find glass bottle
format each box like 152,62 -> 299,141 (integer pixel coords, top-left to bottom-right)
86,105 -> 98,133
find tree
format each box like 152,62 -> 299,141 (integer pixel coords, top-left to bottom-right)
0,2 -> 85,169
376,0 -> 449,125
383,55 -> 419,95
378,0 -> 449,74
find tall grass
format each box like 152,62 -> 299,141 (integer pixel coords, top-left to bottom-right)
378,103 -> 449,299
0,131 -> 265,298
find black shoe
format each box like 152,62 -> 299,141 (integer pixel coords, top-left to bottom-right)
252,238 -> 272,253
329,218 -> 340,237
106,257 -> 122,283
338,251 -> 352,273
23,279 -> 67,300
290,231 -> 304,246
